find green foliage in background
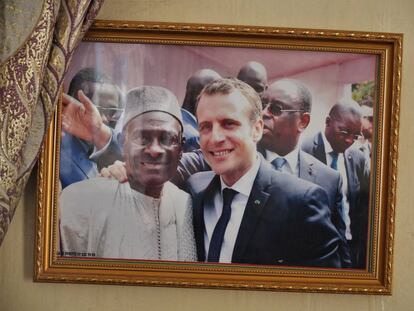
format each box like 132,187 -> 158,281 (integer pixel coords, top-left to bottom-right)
352,81 -> 375,106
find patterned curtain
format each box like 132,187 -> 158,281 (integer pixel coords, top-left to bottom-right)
0,0 -> 104,246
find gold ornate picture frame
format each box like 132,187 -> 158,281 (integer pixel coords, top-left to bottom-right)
35,20 -> 402,294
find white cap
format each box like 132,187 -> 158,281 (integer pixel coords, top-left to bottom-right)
122,86 -> 183,131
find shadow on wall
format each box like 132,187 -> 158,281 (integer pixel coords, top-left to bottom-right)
23,167 -> 37,281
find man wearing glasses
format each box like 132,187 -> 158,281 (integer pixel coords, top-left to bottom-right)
99,79 -> 343,267
301,99 -> 370,269
60,86 -> 196,261
258,79 -> 351,267
60,68 -> 123,189
92,83 -> 124,129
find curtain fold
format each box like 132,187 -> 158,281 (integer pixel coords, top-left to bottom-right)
0,0 -> 104,246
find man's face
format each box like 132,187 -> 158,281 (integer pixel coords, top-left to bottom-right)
123,112 -> 182,191
361,115 -> 373,140
260,84 -> 309,156
196,90 -> 263,186
92,83 -> 121,128
325,113 -> 362,153
237,72 -> 267,94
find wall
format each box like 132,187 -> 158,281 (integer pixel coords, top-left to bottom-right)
1,0 -> 413,310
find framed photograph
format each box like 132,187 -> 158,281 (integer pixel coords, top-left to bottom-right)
35,20 -> 402,294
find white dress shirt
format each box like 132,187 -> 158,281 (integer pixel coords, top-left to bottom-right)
203,155 -> 261,263
321,133 -> 352,240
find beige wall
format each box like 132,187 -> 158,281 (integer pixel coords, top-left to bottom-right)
1,0 -> 413,310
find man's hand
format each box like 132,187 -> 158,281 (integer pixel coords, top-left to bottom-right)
99,160 -> 128,183
62,90 -> 111,150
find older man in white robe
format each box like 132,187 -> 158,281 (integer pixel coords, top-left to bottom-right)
59,86 -> 196,261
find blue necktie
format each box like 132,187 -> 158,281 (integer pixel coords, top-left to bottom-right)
207,188 -> 238,262
330,152 -> 339,170
271,157 -> 287,171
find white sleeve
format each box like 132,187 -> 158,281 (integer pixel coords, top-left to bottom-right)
176,193 -> 197,262
59,184 -> 91,255
59,180 -> 108,257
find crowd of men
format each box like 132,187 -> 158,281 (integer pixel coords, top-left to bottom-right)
59,62 -> 372,269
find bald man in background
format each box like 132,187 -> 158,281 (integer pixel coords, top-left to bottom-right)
259,79 -> 351,267
182,69 -> 222,115
302,100 -> 370,268
181,69 -> 222,152
237,61 -> 268,94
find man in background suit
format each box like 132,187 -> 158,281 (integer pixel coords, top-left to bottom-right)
302,100 -> 370,268
237,61 -> 268,95
258,79 -> 351,267
186,78 -> 341,267
356,103 -> 374,171
60,68 -> 122,189
181,69 -> 221,152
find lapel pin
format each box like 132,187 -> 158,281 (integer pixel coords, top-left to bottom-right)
254,200 -> 260,205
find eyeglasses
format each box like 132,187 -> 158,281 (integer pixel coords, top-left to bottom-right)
338,129 -> 362,141
95,105 -> 124,121
130,132 -> 181,148
262,100 -> 304,116
252,84 -> 266,94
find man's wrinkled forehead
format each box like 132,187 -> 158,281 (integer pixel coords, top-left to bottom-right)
332,112 -> 362,129
196,89 -> 242,114
267,80 -> 300,99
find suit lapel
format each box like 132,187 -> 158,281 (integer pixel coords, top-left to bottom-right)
298,150 -> 317,183
193,174 -> 221,261
313,132 -> 327,164
344,150 -> 358,196
67,136 -> 97,178
232,160 -> 270,263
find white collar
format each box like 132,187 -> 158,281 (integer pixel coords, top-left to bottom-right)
220,154 -> 261,197
265,146 -> 299,172
321,131 -> 334,154
129,182 -> 162,204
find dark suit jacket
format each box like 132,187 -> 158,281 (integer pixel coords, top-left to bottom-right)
60,131 -> 123,189
176,147 -> 351,267
172,149 -> 210,187
257,146 -> 346,238
181,108 -> 200,152
185,158 -> 341,268
60,134 -> 98,189
301,132 -> 370,268
297,150 -> 350,267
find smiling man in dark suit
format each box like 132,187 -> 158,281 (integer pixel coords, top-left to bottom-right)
186,78 -> 341,267
301,99 -> 370,268
258,79 -> 351,268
